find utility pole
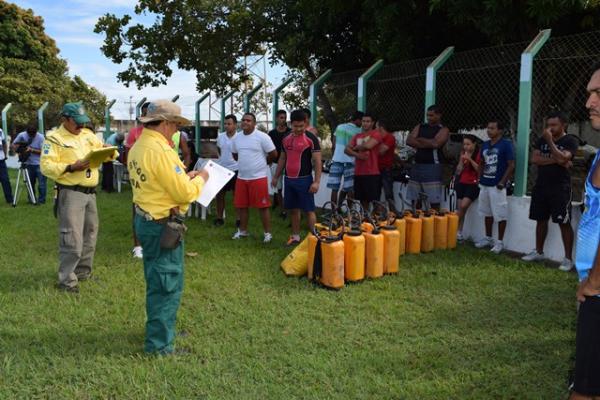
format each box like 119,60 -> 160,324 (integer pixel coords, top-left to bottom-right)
126,96 -> 135,121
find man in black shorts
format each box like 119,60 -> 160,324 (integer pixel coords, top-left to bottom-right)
345,113 -> 383,210
521,111 -> 578,272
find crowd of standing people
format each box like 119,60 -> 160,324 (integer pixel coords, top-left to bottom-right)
0,65 -> 599,399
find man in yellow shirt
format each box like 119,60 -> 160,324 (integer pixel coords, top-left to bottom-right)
128,99 -> 208,355
41,102 -> 117,293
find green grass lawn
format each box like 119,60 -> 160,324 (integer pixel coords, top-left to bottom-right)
0,173 -> 578,399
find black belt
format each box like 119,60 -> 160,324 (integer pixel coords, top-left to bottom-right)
57,184 -> 96,194
134,205 -> 169,224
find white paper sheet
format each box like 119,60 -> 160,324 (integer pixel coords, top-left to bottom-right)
195,160 -> 235,207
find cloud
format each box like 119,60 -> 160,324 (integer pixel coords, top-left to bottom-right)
54,36 -> 103,47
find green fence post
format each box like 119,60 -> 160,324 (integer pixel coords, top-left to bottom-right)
37,102 -> 49,135
309,69 -> 332,127
195,92 -> 210,151
104,99 -> 116,141
2,103 -> 12,138
424,47 -> 454,122
514,29 -> 551,197
135,97 -> 147,122
171,95 -> 180,103
220,90 -> 236,132
243,83 -> 264,114
272,77 -> 293,126
357,60 -> 384,112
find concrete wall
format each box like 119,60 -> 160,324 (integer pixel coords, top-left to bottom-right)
314,173 -> 581,262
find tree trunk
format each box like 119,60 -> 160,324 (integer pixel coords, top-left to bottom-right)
304,63 -> 339,137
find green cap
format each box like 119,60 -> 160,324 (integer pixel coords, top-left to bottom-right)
62,101 -> 91,125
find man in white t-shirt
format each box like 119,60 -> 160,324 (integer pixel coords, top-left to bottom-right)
214,114 -> 240,227
231,112 -> 278,243
0,128 -> 14,204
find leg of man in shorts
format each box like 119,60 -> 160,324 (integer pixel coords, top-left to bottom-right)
327,162 -> 354,206
354,174 -> 382,211
270,164 -> 286,218
233,177 -> 272,243
525,185 -> 574,270
285,176 -> 316,246
476,185 -> 508,253
381,167 -> 397,214
132,204 -> 143,258
215,172 -> 239,227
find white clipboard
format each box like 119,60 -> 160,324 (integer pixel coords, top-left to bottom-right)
196,160 -> 235,207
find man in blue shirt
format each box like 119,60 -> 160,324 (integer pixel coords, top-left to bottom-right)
570,63 -> 600,400
326,111 -> 363,205
12,126 -> 46,204
475,119 -> 514,254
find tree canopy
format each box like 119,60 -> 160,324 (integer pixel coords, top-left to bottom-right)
0,0 -> 106,132
94,0 -> 600,131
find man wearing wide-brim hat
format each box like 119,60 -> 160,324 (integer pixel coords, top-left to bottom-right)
128,99 -> 208,355
41,101 -> 118,293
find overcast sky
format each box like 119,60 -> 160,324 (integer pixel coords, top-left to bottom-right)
9,0 -> 288,122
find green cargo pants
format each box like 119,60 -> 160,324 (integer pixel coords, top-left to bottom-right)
134,214 -> 184,354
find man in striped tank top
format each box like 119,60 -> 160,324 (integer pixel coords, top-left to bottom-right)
406,104 -> 449,210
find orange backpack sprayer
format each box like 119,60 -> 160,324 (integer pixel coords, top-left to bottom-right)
307,202 -> 345,289
434,211 -> 449,250
394,215 -> 406,256
371,201 -> 400,274
343,209 -> 366,282
405,212 -> 422,254
420,211 -> 435,253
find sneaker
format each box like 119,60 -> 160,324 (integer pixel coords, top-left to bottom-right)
232,230 -> 249,240
521,250 -> 544,262
132,246 -> 143,259
263,232 -> 273,243
558,258 -> 574,272
475,237 -> 493,248
457,232 -> 465,242
490,241 -> 504,254
213,218 -> 224,227
286,235 -> 301,246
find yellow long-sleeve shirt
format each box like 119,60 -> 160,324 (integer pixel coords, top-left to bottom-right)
128,128 -> 204,219
40,125 -> 114,186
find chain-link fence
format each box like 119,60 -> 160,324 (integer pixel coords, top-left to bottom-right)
367,57 -> 434,132
319,68 -> 364,134
529,30 -> 600,200
436,41 -> 527,135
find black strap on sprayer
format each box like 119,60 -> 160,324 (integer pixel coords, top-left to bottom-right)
371,200 -> 396,227
310,202 -> 344,282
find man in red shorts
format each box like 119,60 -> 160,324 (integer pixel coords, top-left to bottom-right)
231,113 -> 278,243
272,109 -> 322,246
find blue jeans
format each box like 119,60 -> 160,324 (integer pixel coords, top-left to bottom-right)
0,159 -> 13,203
26,164 -> 46,203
